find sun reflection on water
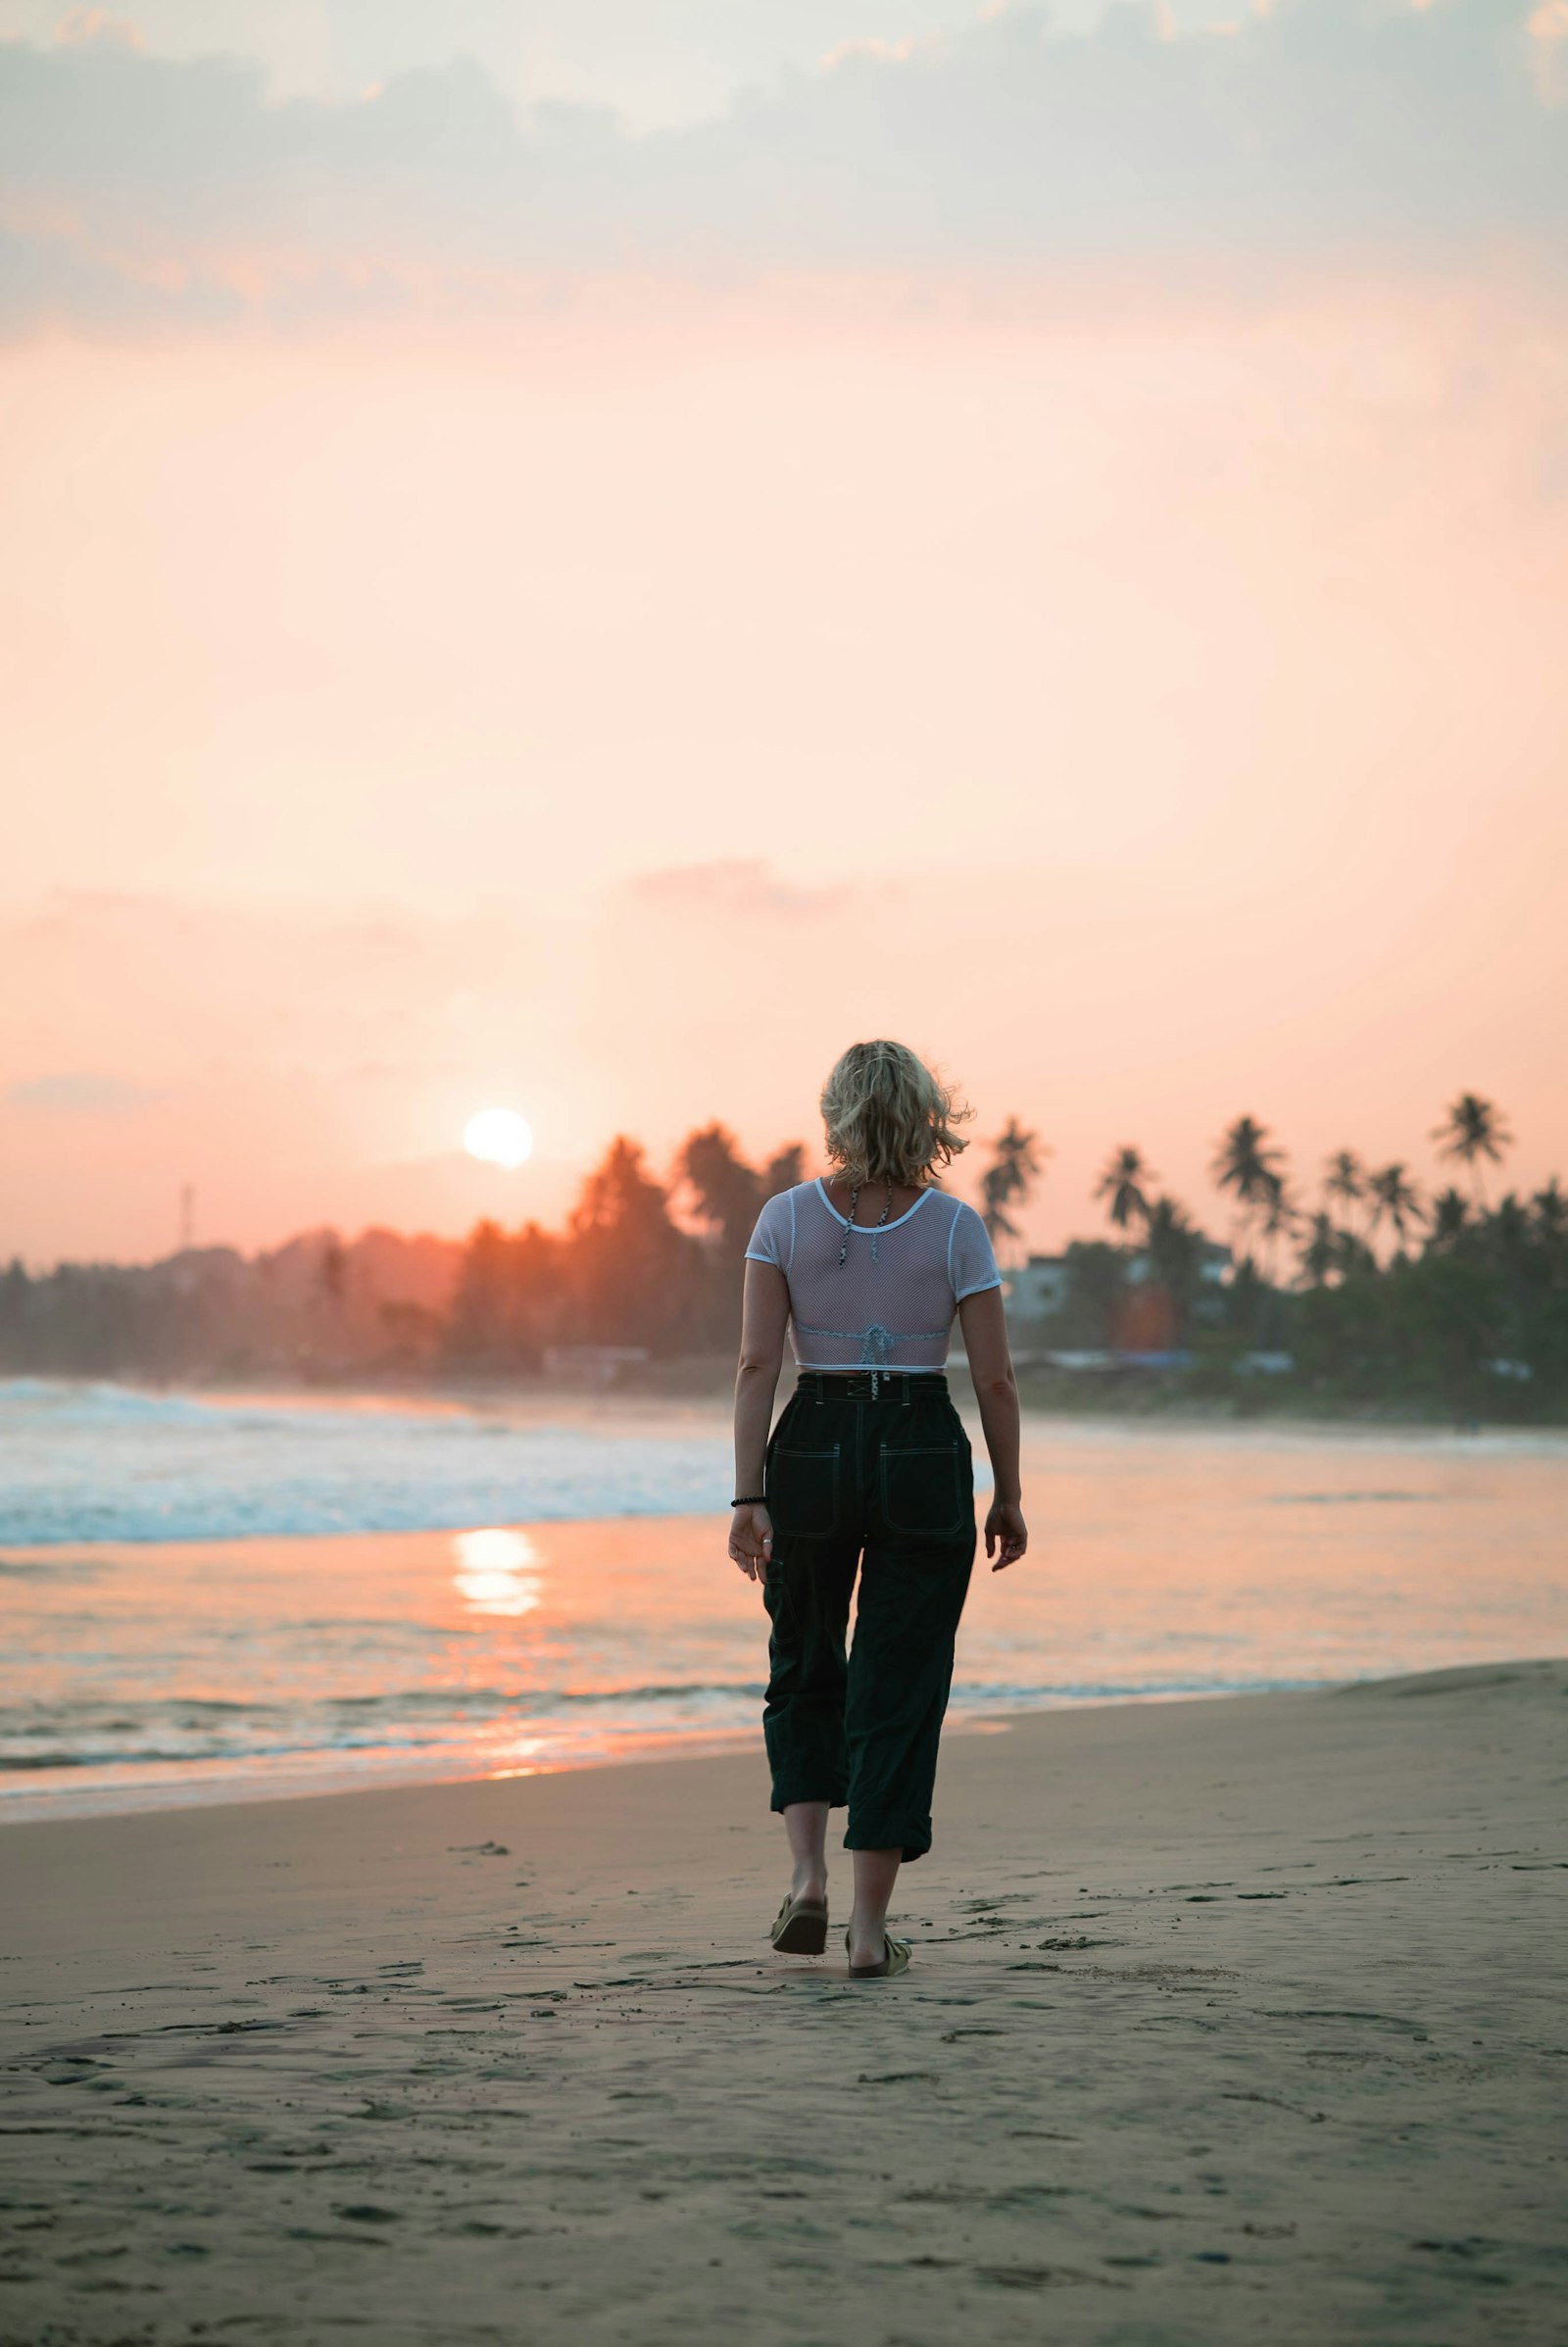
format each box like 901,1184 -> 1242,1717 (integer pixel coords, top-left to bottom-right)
451,1526 -> 543,1618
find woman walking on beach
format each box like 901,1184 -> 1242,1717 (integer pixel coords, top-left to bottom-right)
729,1041 -> 1028,1979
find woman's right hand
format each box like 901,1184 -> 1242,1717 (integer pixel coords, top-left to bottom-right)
728,1503 -> 773,1584
984,1500 -> 1028,1572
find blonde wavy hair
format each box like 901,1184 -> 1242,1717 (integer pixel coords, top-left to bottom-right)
819,1041 -> 972,1189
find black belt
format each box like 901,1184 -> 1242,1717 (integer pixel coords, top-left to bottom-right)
795,1369 -> 946,1402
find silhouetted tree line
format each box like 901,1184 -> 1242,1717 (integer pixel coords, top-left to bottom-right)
0,1225 -> 459,1384
2,1096 -> 1563,1416
0,1128 -> 805,1383
1033,1094 -> 1568,1418
442,1128 -> 806,1366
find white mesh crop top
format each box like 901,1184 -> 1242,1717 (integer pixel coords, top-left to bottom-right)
744,1179 -> 1002,1373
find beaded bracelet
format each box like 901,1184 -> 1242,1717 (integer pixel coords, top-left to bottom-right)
730,1493 -> 765,1507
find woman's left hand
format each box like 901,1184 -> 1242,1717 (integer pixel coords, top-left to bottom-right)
728,1503 -> 773,1584
984,1500 -> 1028,1571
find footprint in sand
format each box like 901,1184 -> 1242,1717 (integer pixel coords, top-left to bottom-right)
972,2262 -> 1129,2291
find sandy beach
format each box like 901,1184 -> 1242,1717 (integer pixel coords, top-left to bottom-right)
3,1660 -> 1565,2346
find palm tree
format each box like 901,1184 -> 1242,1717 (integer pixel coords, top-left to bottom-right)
1491,1193 -> 1531,1256
1299,1210 -> 1340,1288
1426,1187 -> 1469,1250
1431,1093 -> 1513,1206
980,1118 -> 1047,1252
1096,1145 -> 1157,1236
1257,1180 -> 1302,1284
1532,1177 -> 1567,1243
1367,1162 -> 1424,1254
675,1124 -> 762,1253
762,1144 -> 807,1198
675,1126 -> 769,1257
1322,1149 -> 1364,1233
1141,1195 -> 1201,1340
1143,1194 -> 1197,1268
1210,1115 -> 1287,1262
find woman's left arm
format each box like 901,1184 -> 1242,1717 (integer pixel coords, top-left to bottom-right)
730,1258 -> 789,1584
957,1284 -> 1028,1570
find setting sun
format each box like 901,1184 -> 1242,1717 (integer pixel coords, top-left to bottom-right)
463,1107 -> 534,1170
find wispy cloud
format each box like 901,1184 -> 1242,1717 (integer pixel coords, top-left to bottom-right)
6,1069 -> 161,1113
629,859 -> 853,917
1,0 -> 1565,335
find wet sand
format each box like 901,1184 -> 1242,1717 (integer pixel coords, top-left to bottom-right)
2,1660 -> 1565,2345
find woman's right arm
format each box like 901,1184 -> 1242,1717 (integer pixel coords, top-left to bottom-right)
956,1285 -> 1028,1570
729,1258 -> 789,1585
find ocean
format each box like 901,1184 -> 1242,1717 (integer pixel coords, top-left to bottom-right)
3,1378 -> 1566,1821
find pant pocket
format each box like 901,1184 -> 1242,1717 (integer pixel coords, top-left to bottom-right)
878,1443 -> 968,1539
768,1443 -> 842,1539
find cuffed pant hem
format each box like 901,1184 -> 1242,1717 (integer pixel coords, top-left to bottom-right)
844,1827 -> 932,1863
769,1785 -> 849,1815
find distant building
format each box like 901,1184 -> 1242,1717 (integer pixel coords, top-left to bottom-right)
1005,1237 -> 1233,1337
1115,1282 -> 1178,1354
1003,1254 -> 1070,1322
542,1345 -> 652,1388
1125,1238 -> 1234,1288
1198,1239 -> 1233,1286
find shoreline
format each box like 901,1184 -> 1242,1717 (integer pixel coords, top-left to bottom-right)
0,1682 -> 1303,1831
8,1362 -> 1566,1436
2,1660 -> 1563,2343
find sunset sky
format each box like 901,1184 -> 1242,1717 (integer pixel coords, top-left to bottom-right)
2,0 -> 1565,1263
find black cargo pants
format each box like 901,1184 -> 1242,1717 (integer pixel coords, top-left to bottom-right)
761,1370 -> 976,1862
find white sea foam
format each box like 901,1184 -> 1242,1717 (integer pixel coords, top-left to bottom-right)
0,1379 -> 733,1545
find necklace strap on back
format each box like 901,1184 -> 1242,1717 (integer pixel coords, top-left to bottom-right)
837,1177 -> 896,1268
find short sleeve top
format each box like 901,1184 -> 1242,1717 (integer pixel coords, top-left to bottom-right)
744,1179 -> 1001,1373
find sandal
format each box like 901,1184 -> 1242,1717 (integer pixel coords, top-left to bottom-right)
769,1890 -> 829,1955
846,1928 -> 912,1980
